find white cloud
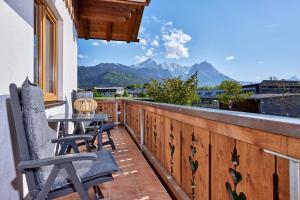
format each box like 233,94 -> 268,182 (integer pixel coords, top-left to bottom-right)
140,38 -> 147,46
146,48 -> 154,57
92,42 -> 100,46
139,38 -> 148,50
161,28 -> 192,59
78,54 -> 88,59
151,15 -> 159,23
225,56 -> 235,61
165,21 -> 173,26
135,55 -> 148,63
151,39 -> 159,47
100,40 -> 125,46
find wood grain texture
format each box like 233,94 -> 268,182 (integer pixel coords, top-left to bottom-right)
181,124 -> 209,200
287,137 -> 300,159
277,156 -> 290,200
211,133 -> 235,200
237,140 -> 274,200
164,118 -> 181,184
124,102 -> 293,199
76,0 -> 148,42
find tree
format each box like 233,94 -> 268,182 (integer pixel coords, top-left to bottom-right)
123,90 -> 129,97
146,72 -> 199,105
138,91 -> 147,98
217,80 -> 252,110
92,88 -> 103,98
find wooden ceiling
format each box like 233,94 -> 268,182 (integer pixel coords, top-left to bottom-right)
75,0 -> 150,43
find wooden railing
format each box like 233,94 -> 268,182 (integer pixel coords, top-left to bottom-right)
95,99 -> 124,125
123,99 -> 300,200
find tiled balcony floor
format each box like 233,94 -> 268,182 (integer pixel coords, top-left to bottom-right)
57,127 -> 171,200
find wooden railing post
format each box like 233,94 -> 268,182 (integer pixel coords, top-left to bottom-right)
115,100 -> 118,126
140,107 -> 144,147
123,101 -> 126,126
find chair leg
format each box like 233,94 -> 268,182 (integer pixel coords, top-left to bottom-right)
63,163 -> 89,200
106,130 -> 116,150
93,185 -> 104,200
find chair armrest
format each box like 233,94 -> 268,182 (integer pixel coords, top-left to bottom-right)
18,152 -> 97,171
52,135 -> 94,144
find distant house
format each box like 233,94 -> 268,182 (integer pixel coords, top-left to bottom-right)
243,80 -> 300,94
197,80 -> 300,117
128,88 -> 147,97
95,87 -> 125,97
250,93 -> 300,118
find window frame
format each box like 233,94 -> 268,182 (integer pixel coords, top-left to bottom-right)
35,0 -> 58,101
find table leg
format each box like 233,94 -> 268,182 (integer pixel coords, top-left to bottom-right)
97,121 -> 103,151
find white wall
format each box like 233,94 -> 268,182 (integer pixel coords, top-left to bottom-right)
0,0 -> 34,94
0,0 -> 78,199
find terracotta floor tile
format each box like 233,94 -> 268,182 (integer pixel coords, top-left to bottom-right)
54,127 -> 170,200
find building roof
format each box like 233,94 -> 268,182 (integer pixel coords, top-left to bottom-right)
95,87 -> 124,89
249,93 -> 300,99
71,0 -> 150,42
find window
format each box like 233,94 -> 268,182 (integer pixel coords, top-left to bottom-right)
34,0 -> 58,101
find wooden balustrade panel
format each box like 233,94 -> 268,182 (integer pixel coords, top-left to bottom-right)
277,157 -> 290,199
144,111 -> 152,151
135,106 -> 140,139
158,115 -> 166,165
181,124 -> 209,200
236,140 -> 274,200
124,101 -> 292,200
151,113 -> 158,156
164,118 -> 182,184
96,101 -> 114,122
211,133 -> 235,200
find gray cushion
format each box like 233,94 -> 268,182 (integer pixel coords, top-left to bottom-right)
72,91 -> 95,127
52,150 -> 119,190
102,124 -> 114,131
21,79 -> 119,190
72,91 -> 93,101
21,78 -> 56,188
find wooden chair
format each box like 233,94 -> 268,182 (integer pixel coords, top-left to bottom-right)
72,90 -> 116,150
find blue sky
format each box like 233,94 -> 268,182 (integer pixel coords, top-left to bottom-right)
78,0 -> 300,82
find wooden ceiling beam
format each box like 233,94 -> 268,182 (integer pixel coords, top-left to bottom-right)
79,6 -> 131,22
92,0 -> 149,6
106,22 -> 113,41
131,6 -> 144,41
84,20 -> 90,40
77,0 -> 149,42
126,9 -> 137,42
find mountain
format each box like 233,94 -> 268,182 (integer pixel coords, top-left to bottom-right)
78,59 -> 235,88
78,60 -> 171,88
134,59 -> 172,80
78,63 -> 144,88
187,62 -> 233,86
161,62 -> 191,77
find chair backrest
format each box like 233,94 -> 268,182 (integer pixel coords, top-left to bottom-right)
9,83 -> 39,197
71,90 -> 94,113
9,79 -> 56,195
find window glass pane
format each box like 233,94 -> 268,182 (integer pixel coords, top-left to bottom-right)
34,3 -> 39,84
45,16 -> 54,93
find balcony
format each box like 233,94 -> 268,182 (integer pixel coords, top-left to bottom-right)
86,98 -> 300,200
58,126 -> 171,200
